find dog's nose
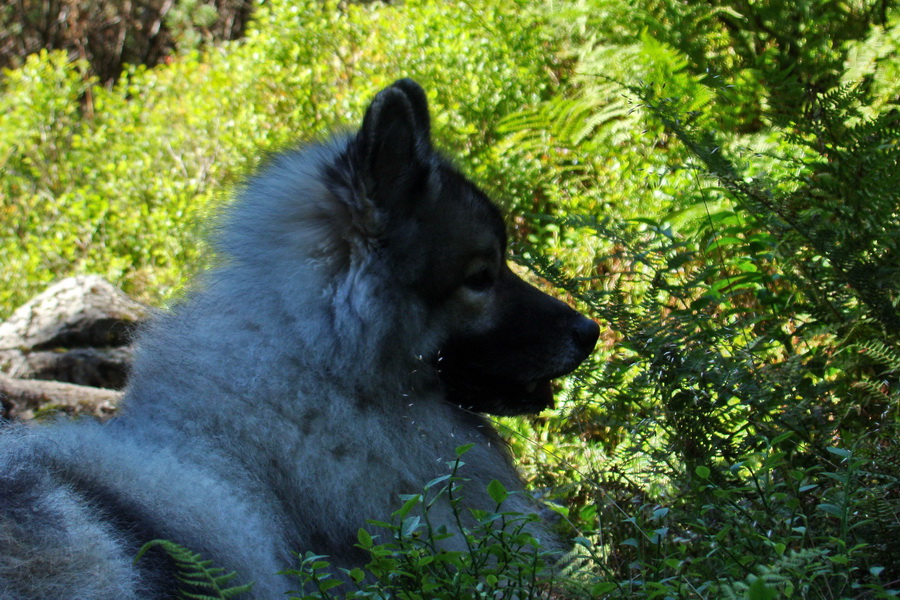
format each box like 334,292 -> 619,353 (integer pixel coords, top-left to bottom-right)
573,315 -> 600,356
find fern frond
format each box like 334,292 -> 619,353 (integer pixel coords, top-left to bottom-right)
135,539 -> 254,600
498,83 -> 633,151
853,340 -> 900,372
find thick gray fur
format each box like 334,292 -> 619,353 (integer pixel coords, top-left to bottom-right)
0,80 -> 598,599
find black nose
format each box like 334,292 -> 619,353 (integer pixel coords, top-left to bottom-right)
573,315 -> 600,356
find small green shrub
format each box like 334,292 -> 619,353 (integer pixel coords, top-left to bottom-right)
0,0 -> 555,318
284,446 -> 560,600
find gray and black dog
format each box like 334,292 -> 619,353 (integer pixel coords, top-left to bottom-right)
0,79 -> 599,599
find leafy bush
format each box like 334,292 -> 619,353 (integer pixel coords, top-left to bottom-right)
0,0 -> 554,318
132,447 -> 562,600
4,0 -> 900,597
285,446 -> 559,600
493,1 -> 900,597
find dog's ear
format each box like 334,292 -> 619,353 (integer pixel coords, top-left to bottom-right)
357,79 -> 432,210
389,78 -> 431,140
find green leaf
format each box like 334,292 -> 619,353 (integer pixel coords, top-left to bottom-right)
747,576 -> 777,600
706,235 -> 744,250
487,479 -> 509,505
400,516 -> 421,538
592,582 -> 618,596
664,557 -> 683,569
574,536 -> 593,549
770,431 -> 794,445
357,528 -> 373,548
424,473 -> 452,490
455,443 -> 475,457
394,494 -> 422,519
826,447 -> 851,459
546,503 -> 569,518
347,568 -> 366,583
818,503 -> 844,518
317,579 -> 344,592
417,555 -> 434,568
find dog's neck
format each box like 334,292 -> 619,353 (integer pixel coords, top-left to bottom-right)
120,264 -> 443,427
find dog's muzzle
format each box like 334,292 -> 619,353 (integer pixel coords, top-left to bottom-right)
437,301 -> 600,416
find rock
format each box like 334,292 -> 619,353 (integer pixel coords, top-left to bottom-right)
0,276 -> 147,420
0,275 -> 147,351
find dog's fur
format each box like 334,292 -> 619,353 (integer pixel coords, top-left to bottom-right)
0,80 -> 599,599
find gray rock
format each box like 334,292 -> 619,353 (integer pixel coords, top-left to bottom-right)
0,275 -> 147,352
0,276 -> 147,400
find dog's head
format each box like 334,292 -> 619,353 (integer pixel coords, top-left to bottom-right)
353,80 -> 599,416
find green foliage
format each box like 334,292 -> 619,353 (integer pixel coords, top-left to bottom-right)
844,10 -> 900,114
633,0 -> 889,127
489,1 -> 900,597
0,0 -> 554,318
283,447 -> 559,600
4,0 -> 900,597
135,539 -> 254,599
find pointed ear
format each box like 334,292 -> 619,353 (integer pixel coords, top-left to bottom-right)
356,79 -> 432,208
390,78 -> 431,140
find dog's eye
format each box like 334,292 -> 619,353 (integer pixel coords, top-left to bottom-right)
462,267 -> 494,292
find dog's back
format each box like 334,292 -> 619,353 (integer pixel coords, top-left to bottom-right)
0,80 -> 598,599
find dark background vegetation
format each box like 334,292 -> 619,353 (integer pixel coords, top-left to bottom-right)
1,0 -> 898,597
0,0 -> 252,83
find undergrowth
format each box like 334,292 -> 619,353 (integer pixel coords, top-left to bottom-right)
284,445 -> 559,600
4,0 -> 900,597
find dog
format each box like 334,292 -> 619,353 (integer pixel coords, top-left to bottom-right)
0,79 -> 599,599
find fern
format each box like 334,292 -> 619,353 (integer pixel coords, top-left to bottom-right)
134,539 -> 254,600
718,548 -> 833,599
499,85 -> 633,149
853,340 -> 900,373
